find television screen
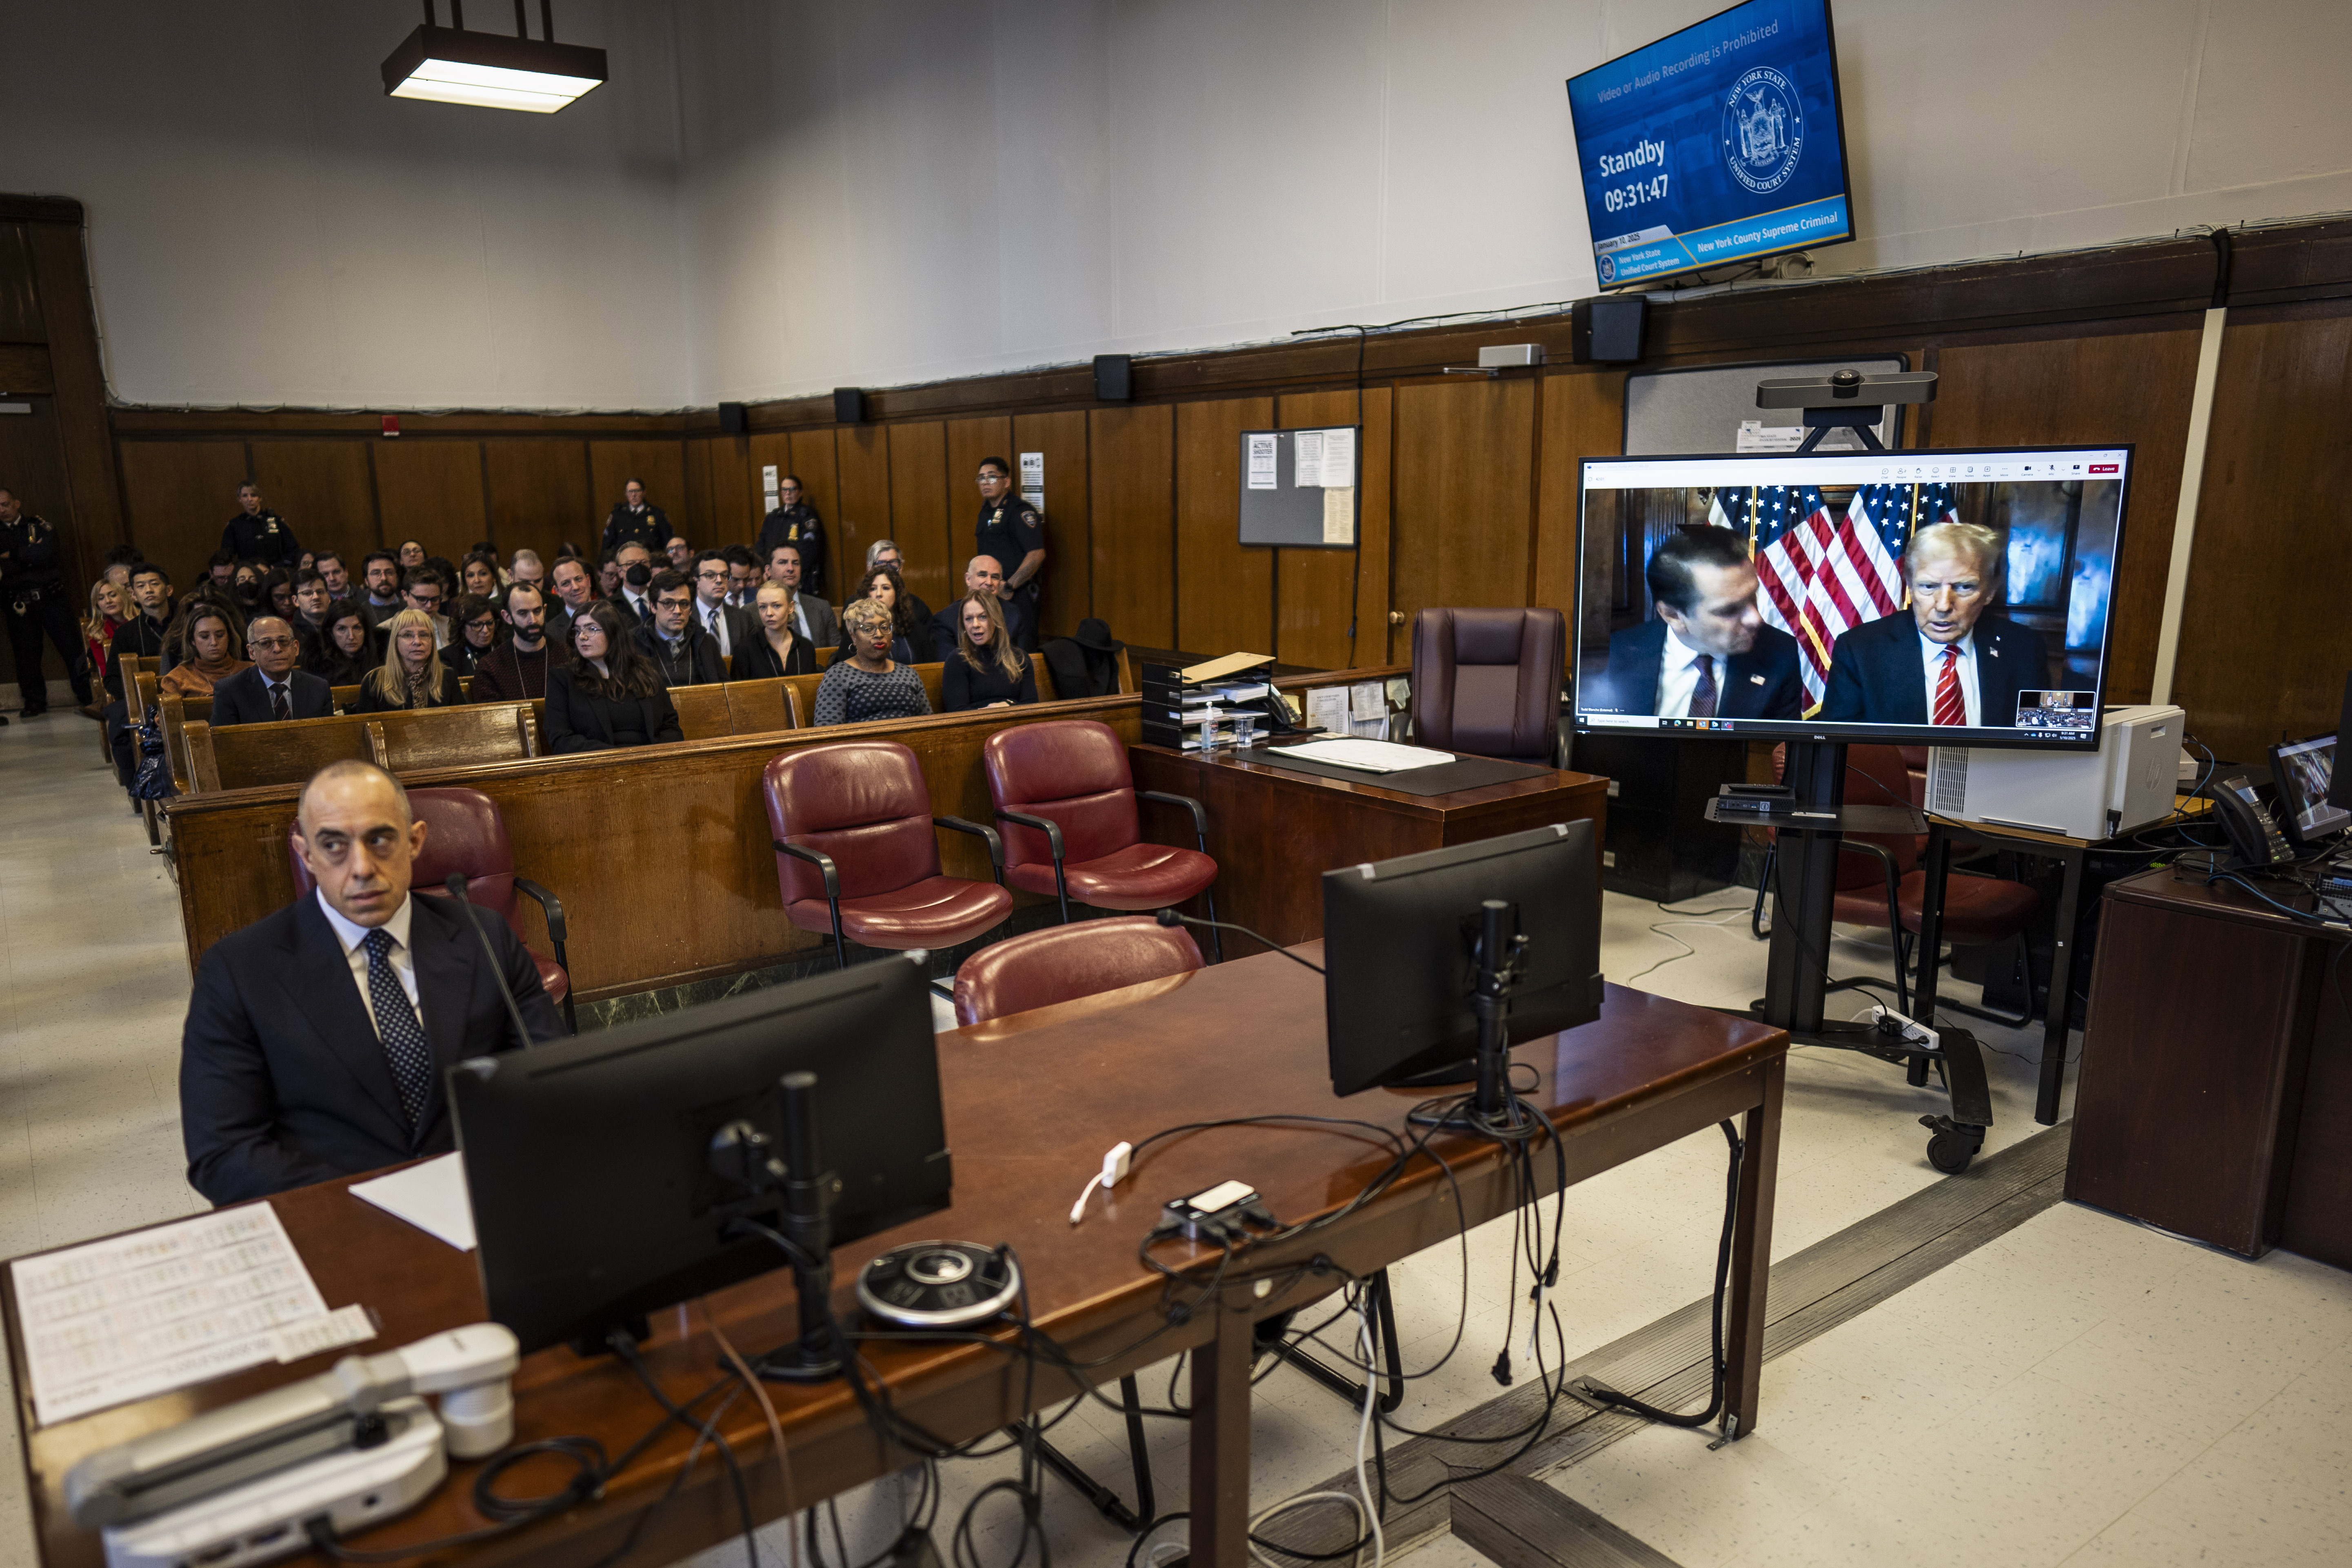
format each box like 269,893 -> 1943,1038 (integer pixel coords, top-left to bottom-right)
1572,446 -> 2134,751
1566,0 -> 1852,288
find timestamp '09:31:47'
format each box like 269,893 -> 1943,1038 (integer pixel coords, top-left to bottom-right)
1603,174 -> 1669,214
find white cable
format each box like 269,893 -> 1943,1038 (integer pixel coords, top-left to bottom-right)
1247,1493 -> 1369,1568
1353,1294 -> 1387,1568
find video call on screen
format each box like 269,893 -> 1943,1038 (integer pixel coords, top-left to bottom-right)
1575,448 -> 2128,743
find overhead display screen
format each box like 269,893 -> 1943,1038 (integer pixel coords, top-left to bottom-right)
1566,0 -> 1853,288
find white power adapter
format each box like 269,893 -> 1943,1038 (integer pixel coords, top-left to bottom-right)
1068,1141 -> 1133,1224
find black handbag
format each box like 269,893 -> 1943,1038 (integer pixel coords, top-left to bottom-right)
129,705 -> 176,801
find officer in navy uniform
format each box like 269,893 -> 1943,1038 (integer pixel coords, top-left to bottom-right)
221,482 -> 302,567
601,479 -> 671,555
973,456 -> 1045,652
755,475 -> 828,596
0,487 -> 93,718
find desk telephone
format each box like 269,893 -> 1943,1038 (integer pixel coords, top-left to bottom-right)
2212,774 -> 2295,868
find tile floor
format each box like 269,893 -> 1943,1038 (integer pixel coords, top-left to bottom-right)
0,713 -> 2344,1567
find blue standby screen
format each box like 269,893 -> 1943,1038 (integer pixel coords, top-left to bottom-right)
1567,0 -> 1852,287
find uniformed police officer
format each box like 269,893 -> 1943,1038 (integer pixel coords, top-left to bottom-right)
221,482 -> 302,567
755,475 -> 828,597
601,479 -> 671,555
0,487 -> 93,717
973,456 -> 1045,652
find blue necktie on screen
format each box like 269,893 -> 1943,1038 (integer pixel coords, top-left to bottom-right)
362,927 -> 433,1128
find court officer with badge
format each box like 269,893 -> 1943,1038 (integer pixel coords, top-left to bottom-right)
756,475 -> 828,597
221,481 -> 302,568
973,455 -> 1045,651
0,486 -> 94,718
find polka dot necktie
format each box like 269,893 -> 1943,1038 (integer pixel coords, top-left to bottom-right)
362,927 -> 433,1128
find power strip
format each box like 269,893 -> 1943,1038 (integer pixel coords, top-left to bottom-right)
1869,1004 -> 1940,1055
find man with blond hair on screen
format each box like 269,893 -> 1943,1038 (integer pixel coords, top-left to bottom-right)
1818,522 -> 2049,727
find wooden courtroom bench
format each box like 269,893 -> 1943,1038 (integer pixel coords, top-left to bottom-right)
182,702 -> 543,792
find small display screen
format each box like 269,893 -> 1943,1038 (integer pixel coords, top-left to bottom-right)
2273,735 -> 2348,840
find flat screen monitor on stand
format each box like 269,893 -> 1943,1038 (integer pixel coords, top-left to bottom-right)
1570,373 -> 2137,1170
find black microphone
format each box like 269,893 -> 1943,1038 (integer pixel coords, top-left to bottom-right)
445,873 -> 538,1052
1154,908 -> 1326,975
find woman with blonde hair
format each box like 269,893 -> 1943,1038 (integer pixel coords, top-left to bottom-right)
355,607 -> 462,711
940,593 -> 1036,711
158,602 -> 252,698
84,577 -> 127,681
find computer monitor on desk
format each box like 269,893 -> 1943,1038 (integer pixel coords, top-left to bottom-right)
2270,733 -> 2348,846
451,954 -> 949,1360
1321,823 -> 1602,1127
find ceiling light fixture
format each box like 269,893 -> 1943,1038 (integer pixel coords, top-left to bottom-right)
381,1 -> 606,114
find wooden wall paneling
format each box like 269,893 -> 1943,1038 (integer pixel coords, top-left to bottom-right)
587,439 -> 690,546
1011,409 -> 1090,636
250,442 -> 378,581
2172,304 -> 2352,761
1087,405 -> 1175,649
944,417 -> 1012,595
682,438 -> 714,549
886,421 -> 951,610
744,429 -> 792,555
1532,369 -> 1626,676
1275,387 -> 1392,670
26,215 -> 127,582
1174,397 -> 1274,655
1391,376 -> 1537,631
833,426 -> 891,595
115,440 -> 253,579
700,435 -> 754,549
786,429 -> 843,594
373,441 -> 489,566
1931,325 -> 2201,705
482,438 -> 591,566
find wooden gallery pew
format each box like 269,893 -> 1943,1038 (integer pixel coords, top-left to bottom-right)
182,704 -> 544,792
163,691 -> 1150,1002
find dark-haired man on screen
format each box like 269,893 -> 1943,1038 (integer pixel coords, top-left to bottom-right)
1588,526 -> 1805,722
1818,522 -> 2047,728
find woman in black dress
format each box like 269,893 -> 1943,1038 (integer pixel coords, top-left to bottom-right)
733,581 -> 819,679
354,608 -> 464,711
832,562 -> 936,665
544,600 -> 684,752
442,593 -> 501,676
304,600 -> 374,688
940,593 -> 1037,712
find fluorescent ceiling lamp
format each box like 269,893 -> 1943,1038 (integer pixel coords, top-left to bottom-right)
380,10 -> 606,115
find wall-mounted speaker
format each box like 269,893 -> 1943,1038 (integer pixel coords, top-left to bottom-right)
833,387 -> 867,424
718,401 -> 746,434
1093,353 -> 1132,402
1572,298 -> 1648,364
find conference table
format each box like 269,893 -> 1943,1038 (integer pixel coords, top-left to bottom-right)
5,948 -> 1785,1568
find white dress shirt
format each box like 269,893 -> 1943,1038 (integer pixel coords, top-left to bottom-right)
1919,630 -> 1981,726
700,600 -> 734,656
624,591 -> 652,623
1654,624 -> 1717,720
315,890 -> 421,1040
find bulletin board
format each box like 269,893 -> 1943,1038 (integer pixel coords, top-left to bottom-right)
1237,425 -> 1360,549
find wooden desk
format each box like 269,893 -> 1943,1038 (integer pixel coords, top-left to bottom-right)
1128,746 -> 1610,957
5,952 -> 1783,1568
2068,867 -> 2352,1264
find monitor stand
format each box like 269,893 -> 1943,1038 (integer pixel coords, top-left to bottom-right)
711,1071 -> 845,1383
1408,901 -> 1543,1140
1715,740 -> 1994,1173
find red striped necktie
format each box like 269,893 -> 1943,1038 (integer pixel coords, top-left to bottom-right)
1932,645 -> 1965,726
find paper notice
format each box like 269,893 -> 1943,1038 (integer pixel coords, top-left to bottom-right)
1019,452 -> 1045,513
1735,420 -> 1804,454
351,1152 -> 478,1251
1349,680 -> 1385,720
1246,433 -> 1279,490
761,463 -> 780,507
1294,430 -> 1324,487
1321,427 -> 1356,486
1305,686 -> 1352,735
1321,487 -> 1356,545
12,1205 -> 337,1426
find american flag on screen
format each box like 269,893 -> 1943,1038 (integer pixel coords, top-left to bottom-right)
1793,484 -> 1913,702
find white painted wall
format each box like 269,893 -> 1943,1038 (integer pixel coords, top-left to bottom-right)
4,1 -> 2347,410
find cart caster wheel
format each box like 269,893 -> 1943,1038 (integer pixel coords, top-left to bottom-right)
1920,1115 -> 1985,1175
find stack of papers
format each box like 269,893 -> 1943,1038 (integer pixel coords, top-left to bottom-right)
1278,738 -> 1457,774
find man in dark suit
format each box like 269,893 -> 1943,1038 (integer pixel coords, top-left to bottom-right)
1819,522 -> 2049,728
210,617 -> 334,724
688,549 -> 757,665
180,760 -> 566,1205
933,553 -> 1031,655
1586,526 -> 1806,722
547,556 -> 596,649
633,570 -> 724,686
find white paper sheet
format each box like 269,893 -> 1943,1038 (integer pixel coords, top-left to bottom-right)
1735,419 -> 1804,453
1348,680 -> 1385,720
1304,686 -> 1352,735
1294,430 -> 1324,487
1321,427 -> 1356,485
12,1206 -> 336,1425
351,1153 -> 478,1251
1279,738 -> 1455,773
1321,486 -> 1355,544
1019,451 -> 1045,513
1246,433 -> 1279,490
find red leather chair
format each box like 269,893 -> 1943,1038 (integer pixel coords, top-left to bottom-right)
979,720 -> 1223,958
951,916 -> 1203,1026
1409,607 -> 1566,764
286,786 -> 573,1029
764,741 -> 1011,970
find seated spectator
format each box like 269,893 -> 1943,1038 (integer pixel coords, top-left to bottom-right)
289,570 -> 334,659
814,598 -> 931,726
509,548 -> 546,594
354,608 -> 463,712
84,577 -> 127,690
460,551 -> 501,599
766,542 -> 835,646
733,580 -> 819,679
467,540 -> 507,583
631,569 -> 722,686
932,553 -> 1030,654
402,569 -> 451,647
358,550 -> 405,627
205,548 -> 237,593
864,539 -> 934,631
596,550 -> 625,602
443,593 -> 500,676
262,566 -> 296,622
395,538 -> 426,571
665,535 -> 693,571
469,580 -> 554,702
941,594 -> 1038,712
211,617 -> 333,724
544,600 -> 682,752
833,561 -> 936,665
305,600 -> 375,687
723,544 -> 760,608
231,561 -> 267,616
161,586 -> 241,675
159,602 -> 252,698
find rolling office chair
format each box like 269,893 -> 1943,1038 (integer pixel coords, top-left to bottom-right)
285,786 -> 574,1031
979,720 -> 1222,957
1408,606 -> 1567,764
762,741 -> 1011,977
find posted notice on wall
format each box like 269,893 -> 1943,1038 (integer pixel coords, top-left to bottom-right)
1293,426 -> 1356,488
1246,433 -> 1279,490
1322,487 -> 1357,545
761,463 -> 780,509
1019,451 -> 1045,513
